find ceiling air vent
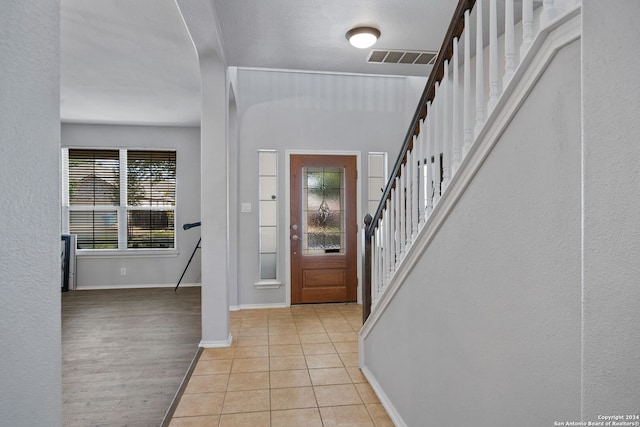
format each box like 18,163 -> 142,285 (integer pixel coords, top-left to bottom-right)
367,50 -> 438,66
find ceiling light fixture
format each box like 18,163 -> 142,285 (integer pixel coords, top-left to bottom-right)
346,26 -> 381,49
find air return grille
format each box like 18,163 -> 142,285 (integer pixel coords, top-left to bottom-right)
367,50 -> 438,65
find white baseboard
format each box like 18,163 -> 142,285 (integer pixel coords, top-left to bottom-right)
73,283 -> 201,290
229,302 -> 289,311
360,364 -> 407,427
199,334 -> 233,348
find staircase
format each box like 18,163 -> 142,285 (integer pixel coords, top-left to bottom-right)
360,1 -> 585,425
363,0 -> 582,322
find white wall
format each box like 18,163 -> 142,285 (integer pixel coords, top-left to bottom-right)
363,40 -> 583,426
228,86 -> 240,308
199,54 -> 231,344
0,1 -> 61,425
176,0 -> 231,346
403,76 -> 429,129
582,0 -> 640,418
61,124 -> 202,288
233,69 -> 423,306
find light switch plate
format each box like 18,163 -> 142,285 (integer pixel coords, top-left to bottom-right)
241,202 -> 252,213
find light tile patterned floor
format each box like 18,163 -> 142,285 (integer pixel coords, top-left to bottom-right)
169,304 -> 394,427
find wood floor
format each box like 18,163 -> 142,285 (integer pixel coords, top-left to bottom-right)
62,287 -> 201,427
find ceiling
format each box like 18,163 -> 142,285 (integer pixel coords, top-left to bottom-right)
211,0 -> 456,76
60,0 -> 459,126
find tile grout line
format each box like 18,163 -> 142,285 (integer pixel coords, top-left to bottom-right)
169,305 -> 387,426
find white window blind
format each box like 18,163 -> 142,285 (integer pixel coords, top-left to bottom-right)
68,149 -> 120,249
64,148 -> 176,251
127,150 -> 176,249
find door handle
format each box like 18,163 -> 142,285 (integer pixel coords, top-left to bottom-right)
291,235 -> 300,241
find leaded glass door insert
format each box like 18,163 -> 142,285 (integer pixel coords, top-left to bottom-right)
290,154 -> 357,304
302,167 -> 345,255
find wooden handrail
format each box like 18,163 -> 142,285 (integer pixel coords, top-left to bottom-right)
366,0 -> 476,240
362,213 -> 373,323
362,0 -> 574,321
363,0 -> 476,323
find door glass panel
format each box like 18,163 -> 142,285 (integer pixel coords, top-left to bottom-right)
260,253 -> 277,279
259,176 -> 277,201
302,167 -> 345,255
368,152 -> 388,215
260,226 -> 277,253
259,200 -> 277,226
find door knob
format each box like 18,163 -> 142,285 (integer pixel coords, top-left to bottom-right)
291,235 -> 300,241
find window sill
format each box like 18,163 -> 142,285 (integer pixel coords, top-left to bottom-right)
76,249 -> 179,259
254,279 -> 282,290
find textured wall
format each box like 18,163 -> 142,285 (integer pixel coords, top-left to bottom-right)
234,69 -> 423,306
0,1 -> 62,426
199,54 -> 231,344
177,0 -> 231,346
582,0 -> 640,417
364,40 -> 583,426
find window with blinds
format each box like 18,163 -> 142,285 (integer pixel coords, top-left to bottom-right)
127,150 -> 176,249
64,148 -> 176,250
68,149 -> 120,249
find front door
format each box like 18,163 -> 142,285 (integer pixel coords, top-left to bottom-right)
290,154 -> 358,304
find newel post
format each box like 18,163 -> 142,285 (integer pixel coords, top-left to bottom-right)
363,213 -> 373,323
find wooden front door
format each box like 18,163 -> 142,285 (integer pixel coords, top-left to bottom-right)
290,154 -> 358,304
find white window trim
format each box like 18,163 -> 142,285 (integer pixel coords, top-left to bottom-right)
255,149 -> 282,288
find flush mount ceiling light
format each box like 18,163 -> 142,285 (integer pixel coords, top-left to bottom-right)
346,26 -> 381,49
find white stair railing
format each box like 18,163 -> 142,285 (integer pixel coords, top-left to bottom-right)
364,0 -> 579,317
